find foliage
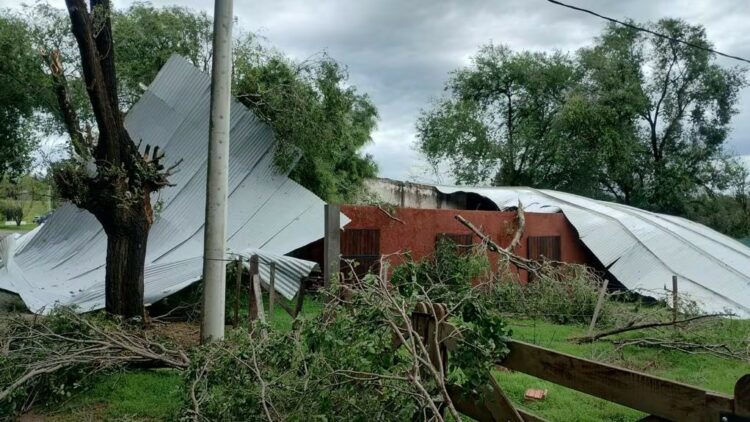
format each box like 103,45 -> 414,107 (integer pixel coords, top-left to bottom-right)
1,204 -> 23,225
184,246 -> 511,421
4,2 -> 378,203
0,14 -> 44,180
418,19 -> 748,227
234,47 -> 379,202
113,2 -> 213,108
0,309 -> 120,416
0,307 -> 188,417
573,19 -> 747,214
489,262 -> 608,324
417,46 -> 586,190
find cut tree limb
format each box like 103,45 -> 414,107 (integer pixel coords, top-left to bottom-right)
573,313 -> 729,343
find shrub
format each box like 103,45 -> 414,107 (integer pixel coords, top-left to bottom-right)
183,248 -> 511,421
2,205 -> 23,226
490,263 -> 608,324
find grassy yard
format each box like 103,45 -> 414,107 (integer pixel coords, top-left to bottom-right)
30,297 -> 750,421
33,297 -> 323,421
495,318 -> 750,421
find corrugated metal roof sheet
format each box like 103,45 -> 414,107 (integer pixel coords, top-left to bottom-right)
0,55 -> 343,312
435,185 -> 750,318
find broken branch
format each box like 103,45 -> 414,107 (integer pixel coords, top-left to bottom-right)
572,313 -> 730,343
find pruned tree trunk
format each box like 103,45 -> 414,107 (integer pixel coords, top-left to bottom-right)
103,212 -> 150,317
44,0 -> 180,319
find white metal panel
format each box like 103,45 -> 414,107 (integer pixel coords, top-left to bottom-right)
433,185 -> 750,317
0,56 -> 336,312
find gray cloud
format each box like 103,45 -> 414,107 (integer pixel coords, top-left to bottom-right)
9,0 -> 750,179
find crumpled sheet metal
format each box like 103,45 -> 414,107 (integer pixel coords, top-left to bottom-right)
0,55 -> 344,313
436,185 -> 750,318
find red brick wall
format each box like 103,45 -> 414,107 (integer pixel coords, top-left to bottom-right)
339,205 -> 593,281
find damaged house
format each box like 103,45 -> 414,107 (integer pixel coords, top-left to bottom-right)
293,178 -> 750,318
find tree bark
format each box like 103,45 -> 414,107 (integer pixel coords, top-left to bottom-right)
103,213 -> 149,318
49,0 -> 178,319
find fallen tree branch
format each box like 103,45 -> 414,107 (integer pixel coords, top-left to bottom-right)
572,313 -> 730,343
610,338 -> 747,361
377,204 -> 405,224
0,308 -> 189,412
455,213 -> 540,272
506,201 -> 525,251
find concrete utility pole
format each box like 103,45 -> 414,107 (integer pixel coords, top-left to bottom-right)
201,0 -> 234,343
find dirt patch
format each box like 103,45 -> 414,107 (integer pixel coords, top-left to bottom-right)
147,320 -> 200,349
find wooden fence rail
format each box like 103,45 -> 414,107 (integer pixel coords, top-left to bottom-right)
409,303 -> 749,422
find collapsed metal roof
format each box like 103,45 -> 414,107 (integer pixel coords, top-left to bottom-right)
436,185 -> 750,317
0,55 -> 342,313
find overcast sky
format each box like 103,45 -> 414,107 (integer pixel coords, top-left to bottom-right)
7,0 -> 750,181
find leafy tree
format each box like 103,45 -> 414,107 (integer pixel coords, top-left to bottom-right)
574,19 -> 746,213
416,45 -> 589,192
12,2 -> 377,203
113,4 -> 378,201
0,14 -> 44,180
419,21 -> 747,222
113,2 -> 212,107
233,49 -> 378,201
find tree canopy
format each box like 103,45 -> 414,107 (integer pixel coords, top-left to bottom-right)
0,14 -> 46,180
418,19 -> 748,218
2,2 -> 377,202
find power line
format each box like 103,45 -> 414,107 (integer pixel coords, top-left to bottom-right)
547,0 -> 750,65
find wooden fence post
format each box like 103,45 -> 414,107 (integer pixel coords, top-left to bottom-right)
233,256 -> 242,328
587,279 -> 609,336
248,255 -> 259,327
323,204 -> 340,292
268,262 -> 276,322
736,374 -> 750,417
252,271 -> 266,326
294,278 -> 306,318
672,275 -> 679,325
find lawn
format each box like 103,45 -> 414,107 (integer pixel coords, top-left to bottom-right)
31,297 -> 750,421
495,318 -> 750,421
34,296 -> 324,421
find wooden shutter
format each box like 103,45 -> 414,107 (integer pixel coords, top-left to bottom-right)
341,229 -> 380,278
527,236 -> 561,261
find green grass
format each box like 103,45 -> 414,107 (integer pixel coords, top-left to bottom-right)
42,370 -> 182,421
495,318 -> 750,421
0,222 -> 38,232
39,296 -> 323,421
36,298 -> 750,421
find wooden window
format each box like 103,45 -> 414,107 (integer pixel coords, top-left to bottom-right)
341,229 -> 380,278
527,236 -> 561,261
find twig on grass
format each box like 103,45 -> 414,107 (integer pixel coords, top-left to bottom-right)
572,313 -> 731,343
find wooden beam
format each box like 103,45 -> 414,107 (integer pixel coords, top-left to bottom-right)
736,374 -> 750,416
293,279 -> 306,318
487,376 -> 524,422
252,274 -> 266,324
248,255 -> 259,325
672,275 -> 679,325
448,382 -> 546,422
323,204 -> 340,291
233,257 -> 242,328
499,340 -> 733,421
268,262 -> 276,321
